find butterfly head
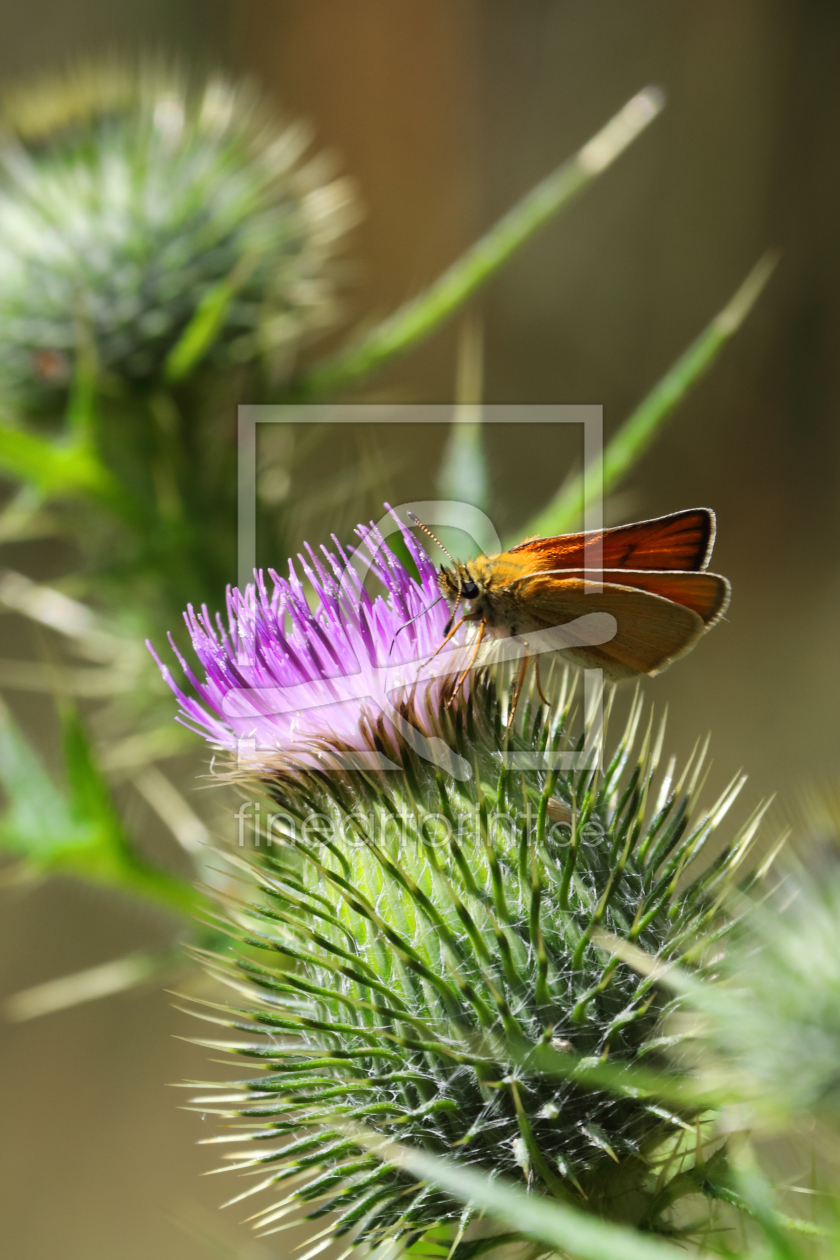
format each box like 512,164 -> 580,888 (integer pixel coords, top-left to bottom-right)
438,563 -> 481,603
438,562 -> 487,635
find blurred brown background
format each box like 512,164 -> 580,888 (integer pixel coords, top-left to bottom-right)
2,1 -> 840,1256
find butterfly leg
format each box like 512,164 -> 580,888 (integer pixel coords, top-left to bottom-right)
447,619 -> 486,706
425,615 -> 466,667
507,649 -> 530,729
533,654 -> 549,706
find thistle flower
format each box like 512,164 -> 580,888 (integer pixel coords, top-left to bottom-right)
0,62 -> 357,400
155,514 -> 473,778
161,516 -> 764,1251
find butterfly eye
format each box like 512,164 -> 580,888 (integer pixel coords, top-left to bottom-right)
461,579 -> 479,600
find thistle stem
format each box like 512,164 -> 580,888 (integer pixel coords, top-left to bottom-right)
515,252 -> 778,542
287,88 -> 664,401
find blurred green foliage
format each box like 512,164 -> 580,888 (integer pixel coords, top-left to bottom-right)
3,65 -> 829,1260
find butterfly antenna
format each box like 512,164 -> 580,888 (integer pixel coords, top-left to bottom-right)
389,595 -> 444,655
406,511 -> 456,565
406,511 -> 465,633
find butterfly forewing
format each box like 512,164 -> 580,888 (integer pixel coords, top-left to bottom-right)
506,508 -> 715,573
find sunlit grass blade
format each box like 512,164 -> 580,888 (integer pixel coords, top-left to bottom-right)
289,88 -> 665,401
437,314 -> 490,512
3,945 -> 181,1021
515,252 -> 778,542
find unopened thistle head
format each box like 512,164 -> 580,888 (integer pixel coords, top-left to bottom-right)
160,514 -> 762,1251
0,61 -> 357,401
670,841 -> 840,1130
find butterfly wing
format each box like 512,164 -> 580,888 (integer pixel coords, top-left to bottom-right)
513,574 -> 708,681
555,568 -> 730,627
506,508 -> 716,573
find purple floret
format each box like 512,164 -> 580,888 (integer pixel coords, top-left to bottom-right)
151,512 -> 469,766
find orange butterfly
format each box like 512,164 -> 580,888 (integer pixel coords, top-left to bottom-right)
424,508 -> 730,706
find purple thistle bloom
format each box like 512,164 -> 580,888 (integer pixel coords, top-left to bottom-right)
151,513 -> 471,772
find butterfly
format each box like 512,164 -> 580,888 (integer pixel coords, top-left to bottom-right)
421,508 -> 730,706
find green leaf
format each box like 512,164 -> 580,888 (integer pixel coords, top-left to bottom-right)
515,252 -> 778,542
65,315 -> 99,442
0,698 -> 87,861
62,706 -> 122,837
164,257 -> 255,382
0,700 -> 201,919
57,705 -> 204,917
289,88 -> 665,401
0,424 -> 112,499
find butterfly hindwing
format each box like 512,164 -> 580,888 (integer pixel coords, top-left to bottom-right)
512,574 -> 707,681
542,568 -> 731,627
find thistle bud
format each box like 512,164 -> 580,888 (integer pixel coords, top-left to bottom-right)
159,514 -> 761,1248
0,62 -> 358,402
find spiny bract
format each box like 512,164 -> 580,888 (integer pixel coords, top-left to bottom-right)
185,675 -> 762,1253
0,62 -> 357,401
